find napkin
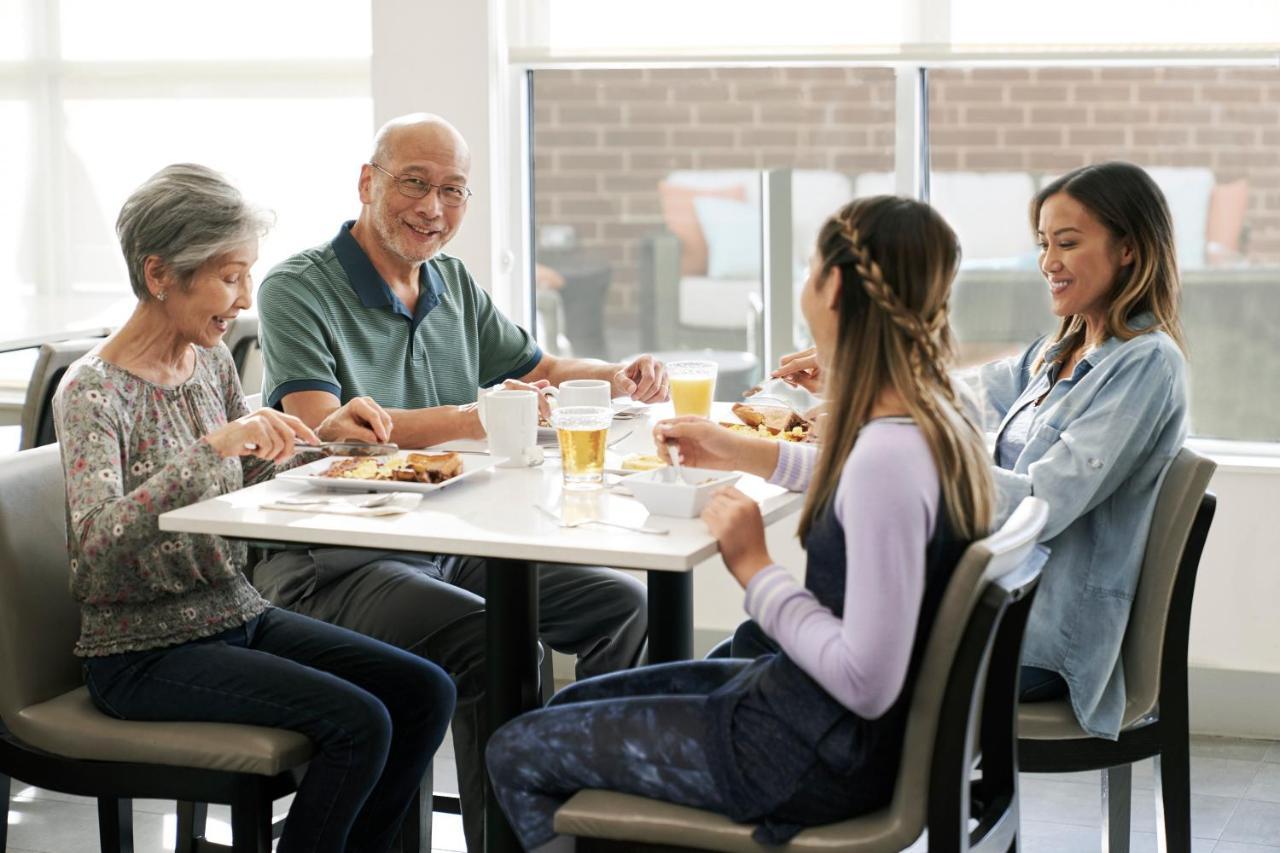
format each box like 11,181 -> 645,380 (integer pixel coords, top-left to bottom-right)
261,494 -> 422,516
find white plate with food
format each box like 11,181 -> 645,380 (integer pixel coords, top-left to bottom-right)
277,451 -> 500,494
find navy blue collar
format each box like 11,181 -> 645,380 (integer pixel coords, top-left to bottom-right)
330,220 -> 444,328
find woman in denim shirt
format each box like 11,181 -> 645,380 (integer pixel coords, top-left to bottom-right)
975,161 -> 1188,739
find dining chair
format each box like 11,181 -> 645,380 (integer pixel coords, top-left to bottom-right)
553,496 -> 1051,852
1018,447 -> 1217,853
222,314 -> 261,394
0,443 -> 312,853
18,337 -> 106,450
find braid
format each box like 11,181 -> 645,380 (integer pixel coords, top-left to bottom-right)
839,217 -> 961,408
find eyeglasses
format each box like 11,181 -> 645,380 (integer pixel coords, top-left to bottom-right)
369,162 -> 472,207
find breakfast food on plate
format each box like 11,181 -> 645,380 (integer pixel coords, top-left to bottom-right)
320,451 -> 463,484
621,454 -> 667,471
724,402 -> 815,442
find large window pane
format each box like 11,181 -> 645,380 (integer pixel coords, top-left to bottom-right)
0,0 -> 26,59
0,101 -> 31,292
62,97 -> 373,294
531,67 -> 893,398
929,66 -> 1280,441
59,0 -> 371,61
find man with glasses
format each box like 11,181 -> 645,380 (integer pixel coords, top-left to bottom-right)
253,113 -> 666,851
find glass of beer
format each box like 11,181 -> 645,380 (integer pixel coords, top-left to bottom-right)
552,406 -> 613,490
667,360 -> 718,418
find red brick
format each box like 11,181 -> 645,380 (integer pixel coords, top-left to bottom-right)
1135,85 -> 1197,102
535,174 -> 600,194
1026,151 -> 1089,172
1037,68 -> 1100,83
741,128 -> 802,146
833,151 -> 893,171
670,83 -> 733,103
533,83 -> 602,103
729,84 -> 799,101
536,129 -> 599,147
1133,128 -> 1192,146
1201,85 -> 1266,104
671,129 -> 737,147
1195,128 -> 1259,146
602,84 -> 671,103
830,106 -> 894,125
1221,106 -> 1280,124
1068,128 -> 1128,146
559,197 -> 619,216
930,150 -> 961,170
757,103 -> 828,124
942,84 -> 1006,102
646,69 -> 719,84
807,85 -> 876,103
1010,85 -> 1069,102
623,195 -> 663,217
1099,67 -> 1161,81
1030,106 -> 1088,123
626,104 -> 694,123
557,152 -> 625,171
603,221 -> 660,241
602,173 -> 666,194
694,150 -> 761,169
1073,84 -> 1133,103
603,129 -> 667,147
558,105 -> 623,125
780,67 -> 856,82
629,151 -> 695,170
932,128 -> 1000,147
695,103 -> 756,124
717,68 -> 784,84
805,128 -> 869,147
966,150 -> 1028,170
965,106 -> 1027,124
1004,128 -> 1064,146
1160,67 -> 1222,83
1155,107 -> 1214,123
1092,107 -> 1155,124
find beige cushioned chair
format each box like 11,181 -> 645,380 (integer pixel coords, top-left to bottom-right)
553,496 -> 1051,853
0,444 -> 312,853
1019,447 -> 1217,853
18,337 -> 105,450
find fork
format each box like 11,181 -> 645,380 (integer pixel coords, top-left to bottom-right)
272,493 -> 399,509
534,504 -> 668,535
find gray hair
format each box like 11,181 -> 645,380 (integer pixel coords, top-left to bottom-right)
115,163 -> 272,301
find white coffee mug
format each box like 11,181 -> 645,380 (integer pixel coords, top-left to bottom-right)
543,379 -> 613,410
477,389 -> 543,468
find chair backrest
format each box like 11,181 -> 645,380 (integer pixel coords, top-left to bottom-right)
1121,446 -> 1217,725
19,338 -> 104,450
886,496 -> 1050,844
0,444 -> 82,724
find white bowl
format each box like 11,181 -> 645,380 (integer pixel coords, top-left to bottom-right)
622,467 -> 742,518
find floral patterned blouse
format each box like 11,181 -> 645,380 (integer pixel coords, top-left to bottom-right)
53,343 -> 301,657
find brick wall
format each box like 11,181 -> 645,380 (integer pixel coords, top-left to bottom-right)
533,66 -> 1280,324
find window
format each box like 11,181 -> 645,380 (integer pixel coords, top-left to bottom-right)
4,1 -> 372,322
930,66 -> 1280,441
530,67 -> 894,399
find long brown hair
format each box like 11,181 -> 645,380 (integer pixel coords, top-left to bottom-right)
1031,161 -> 1186,373
798,196 -> 994,543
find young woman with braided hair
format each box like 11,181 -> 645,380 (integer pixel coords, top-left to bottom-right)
485,196 -> 995,850
768,162 -> 1187,740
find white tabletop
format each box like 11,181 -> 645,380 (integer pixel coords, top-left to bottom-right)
159,404 -> 805,573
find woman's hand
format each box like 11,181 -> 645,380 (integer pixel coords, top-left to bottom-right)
205,409 -> 319,464
317,396 -> 394,444
653,417 -> 779,479
702,487 -> 773,588
771,346 -> 823,394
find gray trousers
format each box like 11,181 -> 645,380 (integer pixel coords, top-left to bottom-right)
254,547 -> 648,852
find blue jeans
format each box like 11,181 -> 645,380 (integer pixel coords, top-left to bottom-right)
486,660 -> 746,850
82,606 -> 455,853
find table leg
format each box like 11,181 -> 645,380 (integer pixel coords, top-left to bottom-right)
484,558 -> 539,853
647,571 -> 693,663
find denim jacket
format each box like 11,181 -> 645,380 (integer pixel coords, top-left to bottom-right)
972,314 -> 1188,739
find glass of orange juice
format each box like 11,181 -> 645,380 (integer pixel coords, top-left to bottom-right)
667,360 -> 718,418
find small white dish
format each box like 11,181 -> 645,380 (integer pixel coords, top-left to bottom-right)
621,467 -> 742,518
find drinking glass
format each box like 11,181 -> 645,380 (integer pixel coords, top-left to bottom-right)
551,406 -> 613,490
667,360 -> 718,418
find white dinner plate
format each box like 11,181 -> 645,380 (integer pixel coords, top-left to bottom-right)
277,453 -> 502,495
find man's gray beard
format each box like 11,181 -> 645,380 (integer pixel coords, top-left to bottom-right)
373,211 -> 435,265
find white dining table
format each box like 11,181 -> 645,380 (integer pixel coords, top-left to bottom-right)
158,402 -> 805,852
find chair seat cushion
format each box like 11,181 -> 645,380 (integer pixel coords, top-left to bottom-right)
1017,699 -> 1089,740
10,687 -> 312,775
555,790 -> 911,852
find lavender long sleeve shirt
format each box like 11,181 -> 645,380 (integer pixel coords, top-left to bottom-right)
744,419 -> 940,719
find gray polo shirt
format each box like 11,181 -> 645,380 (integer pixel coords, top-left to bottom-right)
258,221 -> 542,409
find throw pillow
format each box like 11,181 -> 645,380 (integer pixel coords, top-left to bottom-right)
693,196 -> 762,281
658,182 -> 748,275
1206,179 -> 1249,264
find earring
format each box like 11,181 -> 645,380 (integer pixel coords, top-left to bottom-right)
155,291 -> 167,302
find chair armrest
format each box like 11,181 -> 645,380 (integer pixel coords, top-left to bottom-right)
637,232 -> 682,352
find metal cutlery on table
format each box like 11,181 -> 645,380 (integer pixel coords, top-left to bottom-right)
271,493 -> 400,508
535,504 -> 668,535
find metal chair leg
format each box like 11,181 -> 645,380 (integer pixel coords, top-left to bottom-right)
1156,740 -> 1192,853
1,773 -> 10,851
1102,765 -> 1132,853
176,801 -> 208,853
230,784 -> 272,853
97,796 -> 135,853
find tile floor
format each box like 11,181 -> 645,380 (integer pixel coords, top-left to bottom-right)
5,735 -> 1279,852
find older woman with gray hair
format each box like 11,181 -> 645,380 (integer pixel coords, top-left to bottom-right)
52,163 -> 455,853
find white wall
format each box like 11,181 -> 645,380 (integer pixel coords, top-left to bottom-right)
370,0 -> 524,323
